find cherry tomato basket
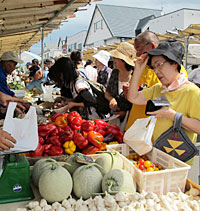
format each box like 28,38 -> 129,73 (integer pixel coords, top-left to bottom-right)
107,144 -> 191,195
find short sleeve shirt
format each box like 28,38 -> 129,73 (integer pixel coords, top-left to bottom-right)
0,66 -> 15,96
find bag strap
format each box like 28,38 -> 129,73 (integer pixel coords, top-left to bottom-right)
173,112 -> 183,132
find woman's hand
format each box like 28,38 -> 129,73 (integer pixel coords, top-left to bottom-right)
123,83 -> 129,99
0,130 -> 16,151
114,111 -> 127,121
147,106 -> 176,120
53,97 -> 68,109
65,101 -> 75,111
134,53 -> 149,73
109,98 -> 119,111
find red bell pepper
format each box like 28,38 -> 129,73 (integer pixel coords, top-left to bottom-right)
87,131 -> 104,148
106,125 -> 121,136
67,111 -> 81,124
95,119 -> 109,130
94,125 -> 106,136
59,126 -> 74,142
115,131 -> 124,143
43,144 -> 53,153
70,116 -> 83,130
29,143 -> 44,157
51,113 -> 62,122
46,146 -> 63,156
81,120 -> 95,132
46,135 -> 62,147
38,124 -> 50,133
38,136 -> 45,145
73,132 -> 88,149
82,145 -> 100,155
50,127 -> 59,136
38,123 -> 56,137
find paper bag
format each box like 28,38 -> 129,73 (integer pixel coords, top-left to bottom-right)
123,116 -> 157,155
41,84 -> 55,102
0,102 -> 38,154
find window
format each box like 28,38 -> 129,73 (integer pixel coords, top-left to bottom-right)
74,43 -> 77,50
78,43 -> 82,50
94,20 -> 103,32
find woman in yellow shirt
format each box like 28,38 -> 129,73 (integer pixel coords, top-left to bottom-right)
127,40 -> 200,164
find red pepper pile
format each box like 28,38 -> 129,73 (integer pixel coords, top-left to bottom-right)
29,111 -> 124,157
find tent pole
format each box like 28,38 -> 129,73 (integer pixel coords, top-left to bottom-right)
41,27 -> 44,71
185,36 -> 189,70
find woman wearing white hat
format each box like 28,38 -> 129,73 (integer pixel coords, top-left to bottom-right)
93,50 -> 112,87
105,42 -> 136,131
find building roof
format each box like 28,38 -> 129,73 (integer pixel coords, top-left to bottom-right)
97,4 -> 161,38
135,15 -> 155,31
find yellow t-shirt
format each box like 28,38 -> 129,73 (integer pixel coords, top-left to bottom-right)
142,82 -> 200,144
142,83 -> 200,165
125,65 -> 188,130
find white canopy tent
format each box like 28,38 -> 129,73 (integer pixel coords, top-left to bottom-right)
20,51 -> 41,66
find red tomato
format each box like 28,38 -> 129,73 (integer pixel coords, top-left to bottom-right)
139,159 -> 145,165
138,164 -> 145,170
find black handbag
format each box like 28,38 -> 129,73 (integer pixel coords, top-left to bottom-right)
154,112 -> 198,162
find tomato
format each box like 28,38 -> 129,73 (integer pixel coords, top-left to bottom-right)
138,164 -> 145,170
146,167 -> 154,171
144,160 -> 152,168
139,159 -> 145,165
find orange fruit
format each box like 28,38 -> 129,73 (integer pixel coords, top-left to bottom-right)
144,160 -> 152,168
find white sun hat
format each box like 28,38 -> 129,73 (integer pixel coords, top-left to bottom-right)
93,50 -> 111,66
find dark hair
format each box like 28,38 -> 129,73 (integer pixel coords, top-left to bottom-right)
122,60 -> 134,72
32,59 -> 39,65
84,59 -> 93,68
70,50 -> 82,68
44,58 -> 55,64
48,57 -> 79,87
108,60 -> 113,69
163,56 -> 181,72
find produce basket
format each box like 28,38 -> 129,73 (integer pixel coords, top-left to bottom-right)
107,144 -> 191,195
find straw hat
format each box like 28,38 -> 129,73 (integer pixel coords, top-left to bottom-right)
110,42 -> 136,66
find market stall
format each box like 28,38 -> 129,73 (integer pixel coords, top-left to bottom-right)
0,99 -> 200,210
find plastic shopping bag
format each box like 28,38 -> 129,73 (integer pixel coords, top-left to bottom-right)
41,84 -> 55,102
0,102 -> 38,155
123,116 -> 157,155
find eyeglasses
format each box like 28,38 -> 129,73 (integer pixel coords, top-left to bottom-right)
150,61 -> 167,72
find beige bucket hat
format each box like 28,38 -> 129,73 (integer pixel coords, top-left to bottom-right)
0,51 -> 23,64
110,42 -> 136,66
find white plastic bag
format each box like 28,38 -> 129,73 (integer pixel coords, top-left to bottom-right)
123,116 -> 157,155
41,84 -> 55,102
0,102 -> 38,154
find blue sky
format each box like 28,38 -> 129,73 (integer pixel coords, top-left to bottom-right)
30,0 -> 200,54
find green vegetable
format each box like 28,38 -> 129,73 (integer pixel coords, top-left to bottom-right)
73,163 -> 103,200
95,151 -> 123,175
39,164 -> 73,203
32,158 -> 56,187
102,169 -> 136,194
63,153 -> 83,175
